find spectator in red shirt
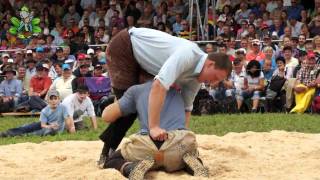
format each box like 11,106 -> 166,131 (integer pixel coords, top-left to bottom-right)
246,39 -> 266,62
29,63 -> 52,99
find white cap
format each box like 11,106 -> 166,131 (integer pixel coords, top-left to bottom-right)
65,58 -> 75,64
42,63 -> 50,69
26,50 -> 33,54
7,58 -> 14,63
2,53 -> 9,58
236,48 -> 247,54
87,48 -> 94,55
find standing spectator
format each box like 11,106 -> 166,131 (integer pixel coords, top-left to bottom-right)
63,5 -> 81,27
61,85 -> 97,131
291,52 -> 320,113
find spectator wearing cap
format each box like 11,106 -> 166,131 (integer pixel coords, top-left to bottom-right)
93,63 -> 104,77
51,47 -> 67,65
25,57 -> 37,93
34,46 -> 46,62
235,48 -> 247,65
0,89 -> 72,137
235,2 -> 251,24
1,53 -> 10,71
246,39 -> 266,62
49,64 -> 75,101
262,32 -> 279,53
72,54 -> 92,93
61,85 -> 97,131
29,63 -> 52,99
14,50 -> 24,67
291,52 -> 320,113
0,66 -> 22,110
217,15 -> 227,36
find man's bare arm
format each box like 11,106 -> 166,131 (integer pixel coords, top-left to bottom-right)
149,79 -> 168,141
102,101 -> 122,123
185,111 -> 191,128
65,117 -> 76,133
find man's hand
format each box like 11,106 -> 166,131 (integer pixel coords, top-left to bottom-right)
150,126 -> 168,141
49,123 -> 59,130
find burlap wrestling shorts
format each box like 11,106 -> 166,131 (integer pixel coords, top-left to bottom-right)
120,130 -> 198,172
106,29 -> 153,90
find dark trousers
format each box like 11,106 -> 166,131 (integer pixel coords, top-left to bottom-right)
99,88 -> 137,153
6,122 -> 42,136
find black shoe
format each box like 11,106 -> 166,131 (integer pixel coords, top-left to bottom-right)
0,132 -> 7,137
97,154 -> 108,169
251,109 -> 257,113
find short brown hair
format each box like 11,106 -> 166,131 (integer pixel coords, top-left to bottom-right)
207,52 -> 232,76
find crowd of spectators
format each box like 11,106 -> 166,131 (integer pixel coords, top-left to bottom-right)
0,0 -> 319,122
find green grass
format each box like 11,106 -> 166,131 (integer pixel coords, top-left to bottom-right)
0,114 -> 319,145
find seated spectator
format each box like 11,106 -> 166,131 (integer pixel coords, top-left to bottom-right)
237,19 -> 249,39
246,39 -> 266,62
235,48 -> 247,65
235,2 -> 251,24
260,46 -> 277,81
265,57 -> 287,112
178,20 -> 196,40
238,60 -> 265,113
137,3 -> 154,28
297,34 -> 306,51
61,85 -> 97,131
282,46 -> 299,111
172,13 -> 183,35
309,15 -> 320,37
49,64 -> 74,101
29,63 -> 52,99
102,81 -> 208,178
0,66 -> 22,112
290,52 -> 320,113
0,90 -> 72,137
231,58 -> 246,105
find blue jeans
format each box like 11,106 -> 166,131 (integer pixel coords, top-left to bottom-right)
6,122 -> 56,136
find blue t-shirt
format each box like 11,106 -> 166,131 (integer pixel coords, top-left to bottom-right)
119,81 -> 186,134
40,104 -> 69,132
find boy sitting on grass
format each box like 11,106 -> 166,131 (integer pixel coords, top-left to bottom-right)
101,81 -> 208,179
0,89 -> 73,137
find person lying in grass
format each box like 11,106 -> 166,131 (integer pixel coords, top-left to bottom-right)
0,89 -> 74,137
101,81 -> 209,179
